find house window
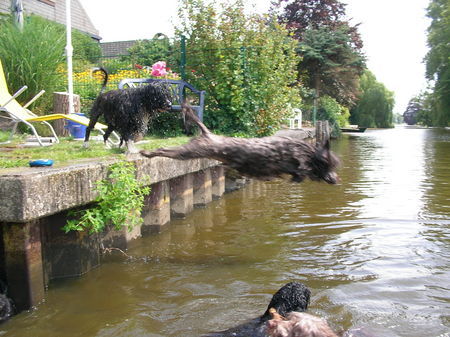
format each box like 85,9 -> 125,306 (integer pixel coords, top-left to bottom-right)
38,0 -> 55,6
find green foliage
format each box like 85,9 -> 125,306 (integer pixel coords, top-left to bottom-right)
71,30 -> 102,64
0,15 -> 66,108
424,0 -> 450,126
148,111 -> 185,137
409,92 -> 435,126
0,15 -> 102,113
298,25 -> 365,106
318,95 -> 349,126
176,0 -> 301,136
274,0 -> 365,107
350,70 -> 394,128
125,34 -> 179,70
63,162 -> 150,234
100,58 -> 131,74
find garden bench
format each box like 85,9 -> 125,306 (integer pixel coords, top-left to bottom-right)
118,78 -> 206,121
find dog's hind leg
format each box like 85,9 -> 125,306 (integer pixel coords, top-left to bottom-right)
102,125 -> 117,149
125,140 -> 139,154
83,108 -> 102,148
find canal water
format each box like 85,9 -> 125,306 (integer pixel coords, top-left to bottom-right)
1,126 -> 449,337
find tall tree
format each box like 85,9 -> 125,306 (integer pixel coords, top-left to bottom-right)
274,0 -> 347,32
272,0 -> 365,108
424,0 -> 450,126
350,70 -> 394,128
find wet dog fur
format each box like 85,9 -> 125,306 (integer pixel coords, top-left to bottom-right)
204,282 -> 311,337
83,68 -> 172,153
140,104 -> 340,184
0,281 -> 13,323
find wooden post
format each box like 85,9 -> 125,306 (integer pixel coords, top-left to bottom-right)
2,221 -> 45,311
52,92 -> 81,136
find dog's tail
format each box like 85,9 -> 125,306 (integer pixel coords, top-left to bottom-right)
92,67 -> 109,94
182,101 -> 211,136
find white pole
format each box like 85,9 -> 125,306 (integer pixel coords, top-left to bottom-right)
12,0 -> 24,31
65,0 -> 74,115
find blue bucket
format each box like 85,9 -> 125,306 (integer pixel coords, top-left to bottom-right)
67,113 -> 87,139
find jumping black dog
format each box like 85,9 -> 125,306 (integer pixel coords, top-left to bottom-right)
204,282 -> 311,337
83,68 -> 172,153
140,104 -> 340,184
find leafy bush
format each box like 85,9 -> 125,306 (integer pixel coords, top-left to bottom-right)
0,15 -> 66,109
0,15 -> 102,113
71,29 -> 102,63
148,111 -> 185,137
317,95 -> 349,136
63,162 -> 150,234
176,0 -> 301,136
124,34 -> 180,71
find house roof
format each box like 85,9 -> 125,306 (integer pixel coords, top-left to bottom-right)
100,40 -> 137,57
0,0 -> 100,40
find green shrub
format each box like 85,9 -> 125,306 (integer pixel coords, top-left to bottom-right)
124,34 -> 180,71
0,15 -> 102,113
148,111 -> 185,137
71,29 -> 101,64
63,162 -> 150,234
317,95 -> 350,136
100,58 -> 132,74
176,0 -> 301,136
0,15 -> 66,109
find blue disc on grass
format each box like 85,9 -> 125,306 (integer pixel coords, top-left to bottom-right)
29,159 -> 54,167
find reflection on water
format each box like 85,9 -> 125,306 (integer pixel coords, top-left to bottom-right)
1,127 -> 449,337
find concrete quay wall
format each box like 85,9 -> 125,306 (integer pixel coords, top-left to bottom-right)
0,156 -> 239,314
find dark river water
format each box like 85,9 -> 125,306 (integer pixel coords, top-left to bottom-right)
1,126 -> 449,337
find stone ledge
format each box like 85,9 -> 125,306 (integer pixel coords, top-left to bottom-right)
0,156 -> 221,223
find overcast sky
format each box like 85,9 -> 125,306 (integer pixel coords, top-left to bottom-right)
78,0 -> 431,116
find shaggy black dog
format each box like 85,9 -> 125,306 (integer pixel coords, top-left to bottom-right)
0,294 -> 12,323
83,68 -> 172,153
140,104 -> 340,184
0,281 -> 13,323
204,282 -> 311,337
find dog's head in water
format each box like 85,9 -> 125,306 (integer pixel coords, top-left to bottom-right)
290,140 -> 340,184
310,140 -> 340,184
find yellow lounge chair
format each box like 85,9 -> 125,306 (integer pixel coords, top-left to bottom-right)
0,60 -> 118,146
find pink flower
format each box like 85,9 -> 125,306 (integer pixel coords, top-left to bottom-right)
151,61 -> 168,77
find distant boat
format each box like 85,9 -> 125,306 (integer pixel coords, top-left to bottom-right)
340,125 -> 367,133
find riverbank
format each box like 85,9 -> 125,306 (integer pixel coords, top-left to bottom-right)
0,154 -> 251,315
0,122 -> 332,318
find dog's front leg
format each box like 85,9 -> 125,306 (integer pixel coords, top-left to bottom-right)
140,146 -> 197,160
125,140 -> 139,154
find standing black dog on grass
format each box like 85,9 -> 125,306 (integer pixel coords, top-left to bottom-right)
83,68 -> 172,153
140,104 -> 340,184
